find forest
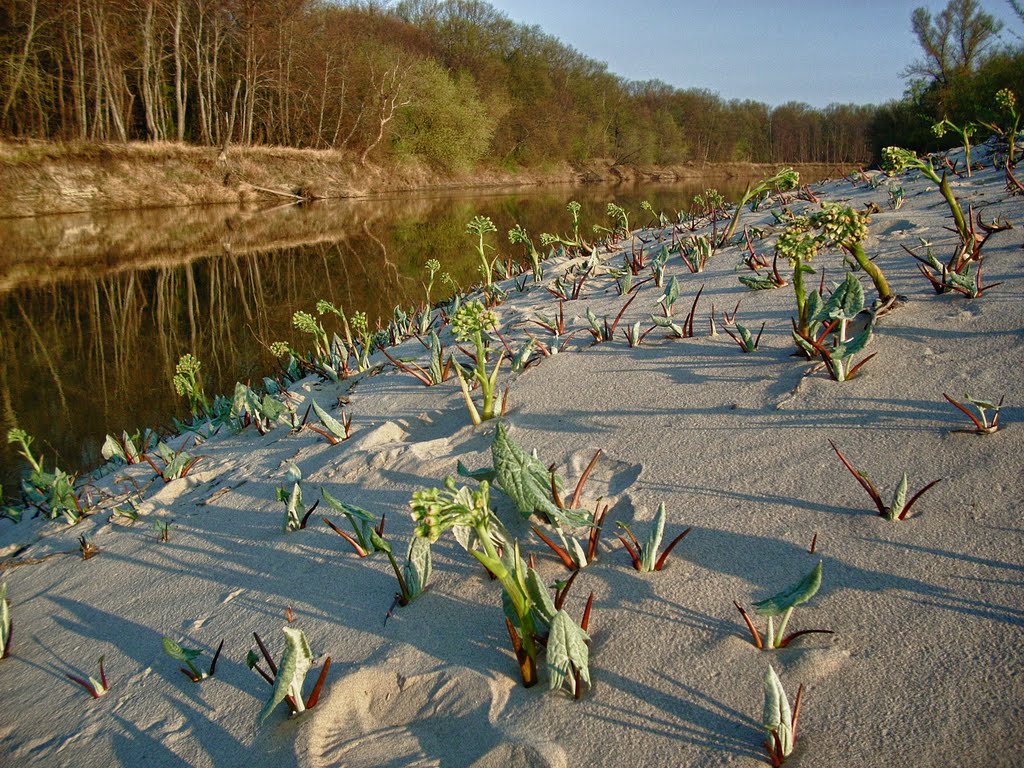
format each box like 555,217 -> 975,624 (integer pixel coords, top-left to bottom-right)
0,0 -> 1021,172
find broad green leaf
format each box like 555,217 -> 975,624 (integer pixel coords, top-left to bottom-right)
819,272 -> 864,322
512,338 -> 536,373
283,483 -> 303,532
369,529 -> 391,554
763,665 -> 793,757
101,435 -> 127,463
258,627 -> 313,724
966,394 -> 1000,411
753,561 -> 823,616
657,276 -> 680,308
403,536 -> 432,600
456,460 -> 497,483
311,398 -> 348,439
321,489 -> 375,550
888,473 -> 908,521
640,503 -> 667,572
162,637 -> 203,663
546,610 -> 591,695
492,422 -> 564,521
525,568 -> 556,625
843,326 -> 873,358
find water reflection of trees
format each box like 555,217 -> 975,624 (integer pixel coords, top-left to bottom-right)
0,178 -> 772,493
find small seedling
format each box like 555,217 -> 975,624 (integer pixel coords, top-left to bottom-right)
321,489 -> 386,557
533,499 -> 609,571
144,440 -> 203,483
762,665 -> 805,766
680,234 -> 714,273
943,393 -> 1003,434
509,224 -> 544,282
78,535 -> 98,560
651,285 -> 704,339
154,520 -> 171,542
101,429 -> 153,465
585,292 -> 639,344
723,319 -> 765,353
903,210 -> 1011,298
735,561 -> 830,650
162,637 -> 225,682
1,583 -> 11,659
277,463 -> 319,532
66,656 -> 109,698
378,332 -> 450,386
467,215 -> 500,288
377,534 -> 432,608
304,398 -> 352,444
616,503 -> 691,572
248,627 -> 331,723
829,441 -> 941,520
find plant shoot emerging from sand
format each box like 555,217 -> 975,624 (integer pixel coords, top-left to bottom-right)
6,428 -> 86,524
735,561 -> 830,650
321,489 -> 387,557
277,463 -> 318,532
943,393 -> 1003,434
162,637 -> 224,682
508,225 -> 544,282
451,300 -> 504,425
763,665 -> 805,766
616,503 -> 691,572
793,273 -> 876,382
829,441 -> 941,520
66,656 -> 109,698
248,627 -> 331,723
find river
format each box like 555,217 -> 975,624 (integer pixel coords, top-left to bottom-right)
0,174 -> 818,503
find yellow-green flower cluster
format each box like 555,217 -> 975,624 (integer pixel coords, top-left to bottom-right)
881,146 -> 919,175
425,258 -> 440,276
172,353 -> 201,397
292,310 -> 321,336
775,219 -> 822,263
451,300 -> 497,343
350,311 -> 368,336
270,341 -> 291,358
812,203 -> 869,247
995,88 -> 1017,114
466,215 -> 496,238
410,478 -> 491,542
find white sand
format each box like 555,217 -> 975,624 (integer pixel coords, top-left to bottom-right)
1,143 -> 1022,767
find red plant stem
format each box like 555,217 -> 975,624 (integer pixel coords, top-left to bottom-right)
654,527 -> 692,571
305,657 -> 332,709
733,601 -> 763,650
570,450 -> 603,509
209,639 -> 225,677
322,517 -> 369,557
581,592 -> 594,633
533,527 -> 577,571
828,440 -> 885,515
253,632 -> 278,677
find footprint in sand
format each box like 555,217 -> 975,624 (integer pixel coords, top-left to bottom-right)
300,667 -> 565,768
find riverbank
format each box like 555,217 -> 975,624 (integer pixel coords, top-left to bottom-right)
0,146 -> 1020,767
0,139 -> 852,219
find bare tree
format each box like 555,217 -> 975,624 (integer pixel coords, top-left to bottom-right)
360,62 -> 410,166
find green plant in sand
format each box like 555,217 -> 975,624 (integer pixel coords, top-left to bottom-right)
411,478 -> 591,694
305,397 -> 353,444
616,502 -> 691,572
762,665 -> 805,766
172,353 -> 212,418
882,146 -> 971,244
942,393 -> 1003,435
162,636 -> 225,682
931,117 -> 977,176
508,224 -> 544,282
792,272 -> 876,382
451,300 -> 505,425
277,462 -> 318,532
467,215 -> 499,288
829,441 -> 941,520
424,258 -> 441,305
734,561 -> 832,650
66,656 -> 109,698
321,489 -> 387,557
6,428 -> 86,524
248,627 -> 331,723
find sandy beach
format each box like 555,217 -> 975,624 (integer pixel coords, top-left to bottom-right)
1,141 -> 1021,767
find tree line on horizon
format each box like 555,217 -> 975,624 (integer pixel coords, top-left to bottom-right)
0,0 -> 1021,171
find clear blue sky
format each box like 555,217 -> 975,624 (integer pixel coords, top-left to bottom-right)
485,0 -> 1020,108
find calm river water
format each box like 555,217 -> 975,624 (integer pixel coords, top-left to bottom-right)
0,175 -> 817,499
